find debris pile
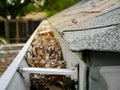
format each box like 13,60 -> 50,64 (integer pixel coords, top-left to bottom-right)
30,74 -> 77,90
25,30 -> 77,90
26,31 -> 66,68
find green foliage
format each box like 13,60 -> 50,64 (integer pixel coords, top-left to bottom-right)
42,0 -> 80,17
0,0 -> 80,19
15,3 -> 41,18
0,0 -> 34,19
0,37 -> 8,44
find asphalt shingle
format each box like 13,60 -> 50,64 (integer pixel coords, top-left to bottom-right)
48,0 -> 120,52
64,25 -> 120,52
61,5 -> 120,31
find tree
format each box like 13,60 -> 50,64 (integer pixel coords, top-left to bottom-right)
0,0 -> 38,19
0,0 -> 79,19
40,0 -> 80,17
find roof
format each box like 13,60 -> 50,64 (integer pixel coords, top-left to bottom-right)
64,25 -> 120,52
48,0 -> 120,52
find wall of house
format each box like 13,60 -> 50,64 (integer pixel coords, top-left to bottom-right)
88,51 -> 120,90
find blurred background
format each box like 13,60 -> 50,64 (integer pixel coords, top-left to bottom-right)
0,0 -> 80,76
0,0 -> 79,44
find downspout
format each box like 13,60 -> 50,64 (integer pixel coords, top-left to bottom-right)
82,50 -> 91,90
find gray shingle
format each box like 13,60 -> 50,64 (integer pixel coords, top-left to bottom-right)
59,5 -> 120,32
64,25 -> 120,52
48,0 -> 102,27
101,1 -> 120,14
48,0 -> 120,52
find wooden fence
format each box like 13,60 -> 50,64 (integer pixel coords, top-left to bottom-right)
0,19 -> 42,43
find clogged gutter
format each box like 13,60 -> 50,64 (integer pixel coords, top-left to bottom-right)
25,23 -> 77,90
